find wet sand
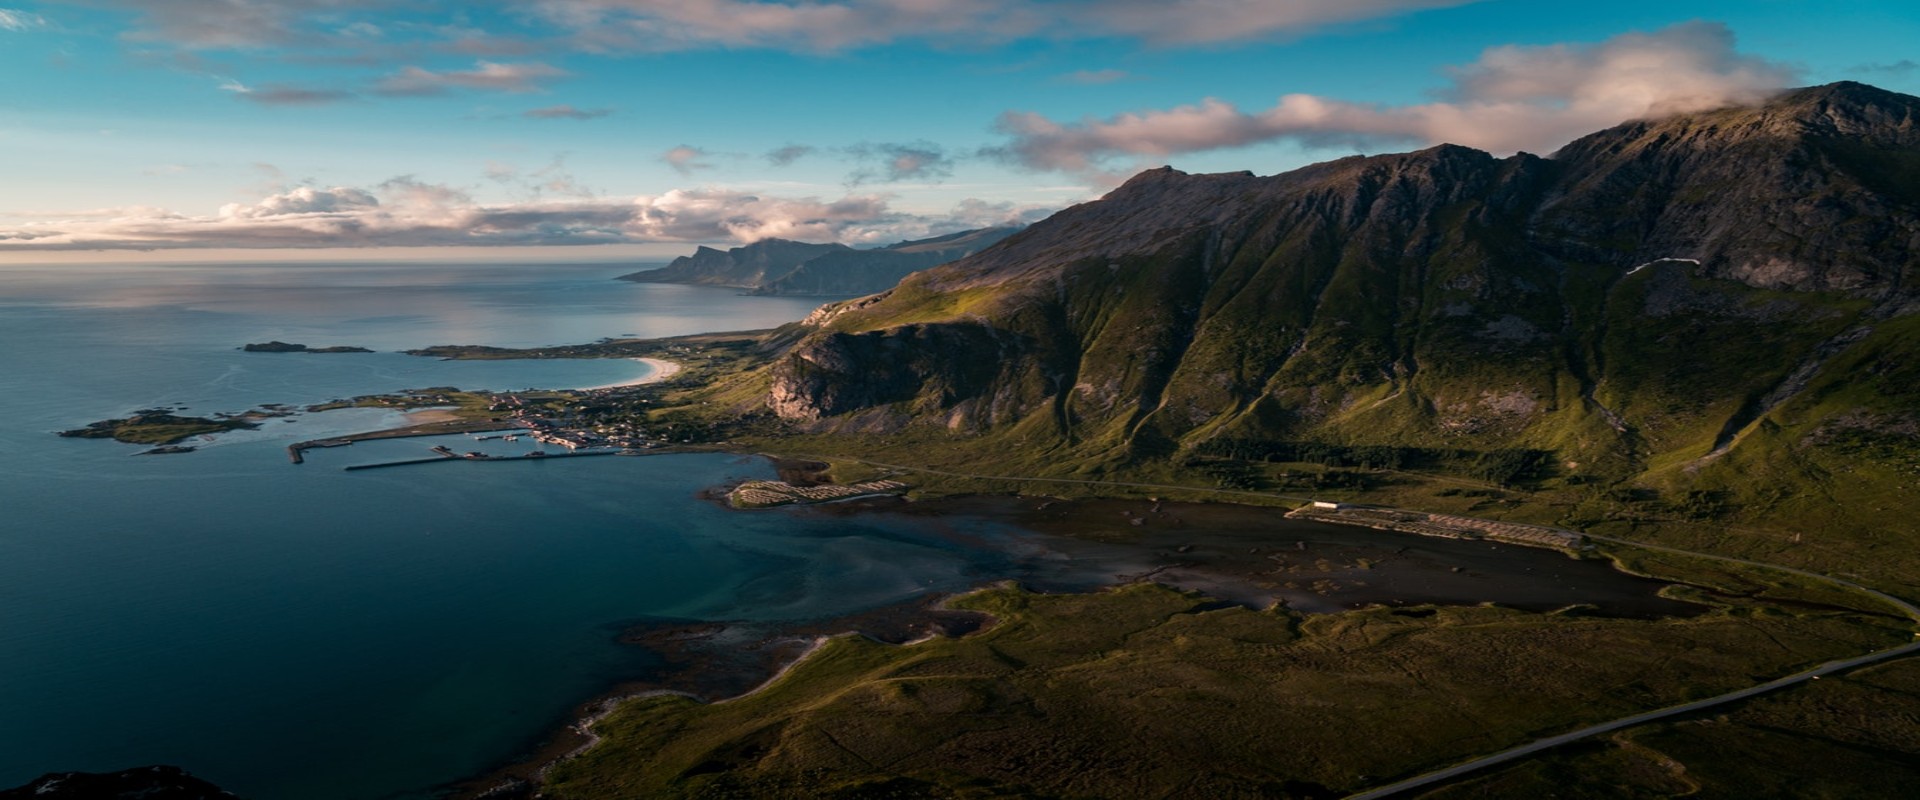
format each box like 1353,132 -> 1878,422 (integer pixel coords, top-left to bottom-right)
448,493 -> 1704,798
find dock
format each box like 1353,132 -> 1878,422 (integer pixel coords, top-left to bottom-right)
287,424 -> 520,464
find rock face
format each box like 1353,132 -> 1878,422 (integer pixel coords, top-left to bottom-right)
619,228 -> 1019,295
0,766 -> 238,799
766,83 -> 1920,480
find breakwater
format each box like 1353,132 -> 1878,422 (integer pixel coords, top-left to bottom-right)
343,449 -> 619,471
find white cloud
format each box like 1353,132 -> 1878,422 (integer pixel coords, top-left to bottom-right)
219,186 -> 379,218
0,8 -> 47,31
0,180 -> 1046,251
991,21 -> 1799,173
376,60 -> 567,95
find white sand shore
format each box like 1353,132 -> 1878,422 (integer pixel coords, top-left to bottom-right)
579,357 -> 682,390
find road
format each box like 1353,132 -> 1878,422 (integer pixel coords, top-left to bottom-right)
1345,639 -> 1920,799
808,454 -> 1920,799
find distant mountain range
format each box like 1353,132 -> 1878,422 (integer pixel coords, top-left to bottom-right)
760,81 -> 1920,542
618,227 -> 1020,296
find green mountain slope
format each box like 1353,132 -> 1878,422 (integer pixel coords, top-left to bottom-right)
759,82 -> 1920,576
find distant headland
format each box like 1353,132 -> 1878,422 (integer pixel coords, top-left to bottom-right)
241,341 -> 373,353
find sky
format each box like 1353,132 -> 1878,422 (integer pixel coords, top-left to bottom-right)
1,0 -> 1916,263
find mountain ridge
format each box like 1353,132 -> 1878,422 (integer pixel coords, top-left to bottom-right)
756,82 -> 1920,551
618,227 -> 1019,296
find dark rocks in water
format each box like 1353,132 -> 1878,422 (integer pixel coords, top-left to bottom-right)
241,341 -> 372,353
138,445 -> 197,455
0,766 -> 239,799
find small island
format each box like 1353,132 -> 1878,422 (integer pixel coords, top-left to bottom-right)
242,341 -> 373,353
58,410 -> 266,445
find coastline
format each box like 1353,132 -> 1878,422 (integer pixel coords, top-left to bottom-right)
577,357 -> 681,390
445,489 -> 1708,799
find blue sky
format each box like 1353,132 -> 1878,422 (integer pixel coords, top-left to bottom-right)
1,0 -> 1915,261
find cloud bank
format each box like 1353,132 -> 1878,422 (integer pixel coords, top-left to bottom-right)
68,0 -> 1483,54
992,22 -> 1798,173
0,181 -> 1052,251
375,60 -> 567,95
536,0 -> 1480,52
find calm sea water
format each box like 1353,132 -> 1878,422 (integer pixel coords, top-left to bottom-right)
0,261 -> 1692,799
0,262 -> 941,799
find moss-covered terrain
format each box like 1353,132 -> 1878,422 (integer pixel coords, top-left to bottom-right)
544,580 -> 1907,799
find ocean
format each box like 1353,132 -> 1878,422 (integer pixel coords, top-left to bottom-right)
0,262 -> 958,798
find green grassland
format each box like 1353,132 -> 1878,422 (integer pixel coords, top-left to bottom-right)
545,582 -> 1907,799
57,411 -> 262,445
1423,658 -> 1920,799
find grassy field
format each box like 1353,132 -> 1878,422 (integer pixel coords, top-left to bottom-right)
1423,657 -> 1920,799
545,578 -> 1907,799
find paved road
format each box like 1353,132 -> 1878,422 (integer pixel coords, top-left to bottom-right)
1345,639 -> 1920,799
810,454 -> 1920,799
1343,533 -> 1920,798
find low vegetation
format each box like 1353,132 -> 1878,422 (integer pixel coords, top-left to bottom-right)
546,582 -> 1907,799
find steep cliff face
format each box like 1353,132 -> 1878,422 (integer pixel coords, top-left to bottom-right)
1536,81 -> 1920,294
765,83 -> 1920,485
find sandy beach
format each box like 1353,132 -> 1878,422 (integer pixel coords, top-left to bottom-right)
403,408 -> 464,425
579,358 -> 681,391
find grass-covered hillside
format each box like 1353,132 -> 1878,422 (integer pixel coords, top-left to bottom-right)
753,82 -> 1920,588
